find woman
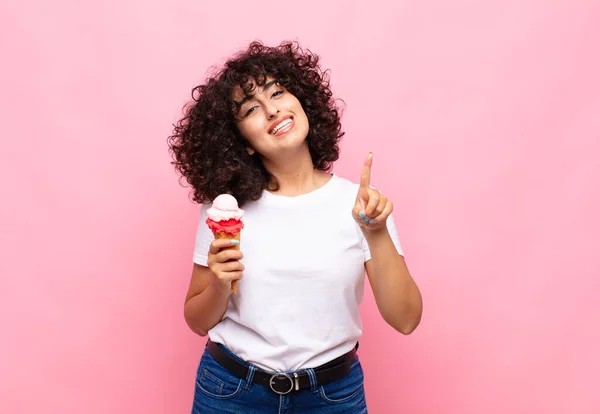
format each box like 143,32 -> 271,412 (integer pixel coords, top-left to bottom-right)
168,41 -> 422,413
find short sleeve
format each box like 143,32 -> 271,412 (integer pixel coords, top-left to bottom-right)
192,203 -> 214,266
359,213 -> 404,262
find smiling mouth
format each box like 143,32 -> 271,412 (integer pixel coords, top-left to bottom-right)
270,117 -> 295,136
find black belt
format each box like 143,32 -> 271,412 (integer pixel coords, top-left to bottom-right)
206,339 -> 358,395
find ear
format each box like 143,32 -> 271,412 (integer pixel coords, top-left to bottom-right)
246,147 -> 256,155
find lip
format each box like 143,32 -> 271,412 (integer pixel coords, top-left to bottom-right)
268,115 -> 294,135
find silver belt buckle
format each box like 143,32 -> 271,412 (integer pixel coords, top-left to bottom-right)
269,373 -> 295,395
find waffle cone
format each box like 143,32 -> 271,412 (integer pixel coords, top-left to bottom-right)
213,231 -> 241,294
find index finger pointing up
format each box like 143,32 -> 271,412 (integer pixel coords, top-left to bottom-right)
360,152 -> 373,190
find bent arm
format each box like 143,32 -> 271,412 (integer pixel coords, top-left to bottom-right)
364,229 -> 423,334
183,264 -> 231,336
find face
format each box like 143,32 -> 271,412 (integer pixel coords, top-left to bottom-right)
232,76 -> 310,159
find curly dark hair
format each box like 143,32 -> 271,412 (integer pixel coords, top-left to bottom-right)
167,40 -> 344,206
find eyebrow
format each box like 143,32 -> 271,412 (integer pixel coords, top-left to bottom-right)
236,79 -> 279,107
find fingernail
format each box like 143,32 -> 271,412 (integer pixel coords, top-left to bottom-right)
359,211 -> 366,218
231,240 -> 240,245
369,219 -> 376,224
362,216 -> 370,222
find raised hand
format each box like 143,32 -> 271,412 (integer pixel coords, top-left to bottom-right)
352,153 -> 393,232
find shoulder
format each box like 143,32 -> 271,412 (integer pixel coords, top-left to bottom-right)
331,174 -> 360,194
313,175 -> 357,208
199,202 -> 211,216
333,174 -> 382,193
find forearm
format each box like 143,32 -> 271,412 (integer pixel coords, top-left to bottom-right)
184,279 -> 231,337
364,229 -> 423,334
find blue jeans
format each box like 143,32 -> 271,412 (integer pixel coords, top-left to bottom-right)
192,343 -> 368,413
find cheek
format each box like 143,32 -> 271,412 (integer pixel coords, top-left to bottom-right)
237,124 -> 249,137
295,105 -> 309,126
298,111 -> 310,131
238,122 -> 263,145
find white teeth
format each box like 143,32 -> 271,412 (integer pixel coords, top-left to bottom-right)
271,119 -> 293,134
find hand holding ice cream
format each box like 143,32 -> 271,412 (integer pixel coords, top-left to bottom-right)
206,194 -> 244,294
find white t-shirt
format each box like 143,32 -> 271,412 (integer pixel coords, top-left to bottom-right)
192,174 -> 403,372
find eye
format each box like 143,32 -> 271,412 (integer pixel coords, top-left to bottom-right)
272,89 -> 284,98
244,106 -> 258,116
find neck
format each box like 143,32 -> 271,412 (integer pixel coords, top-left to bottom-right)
262,146 -> 327,197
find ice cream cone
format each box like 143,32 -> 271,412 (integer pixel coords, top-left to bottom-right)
213,232 -> 241,294
206,194 -> 244,295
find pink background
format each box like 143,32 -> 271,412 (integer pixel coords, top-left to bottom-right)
2,0 -> 599,413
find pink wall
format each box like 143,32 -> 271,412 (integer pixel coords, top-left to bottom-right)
2,1 -> 599,413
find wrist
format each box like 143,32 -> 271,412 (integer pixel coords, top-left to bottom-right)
362,226 -> 390,242
209,275 -> 232,298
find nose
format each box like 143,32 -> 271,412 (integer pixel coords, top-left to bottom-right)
265,102 -> 280,119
